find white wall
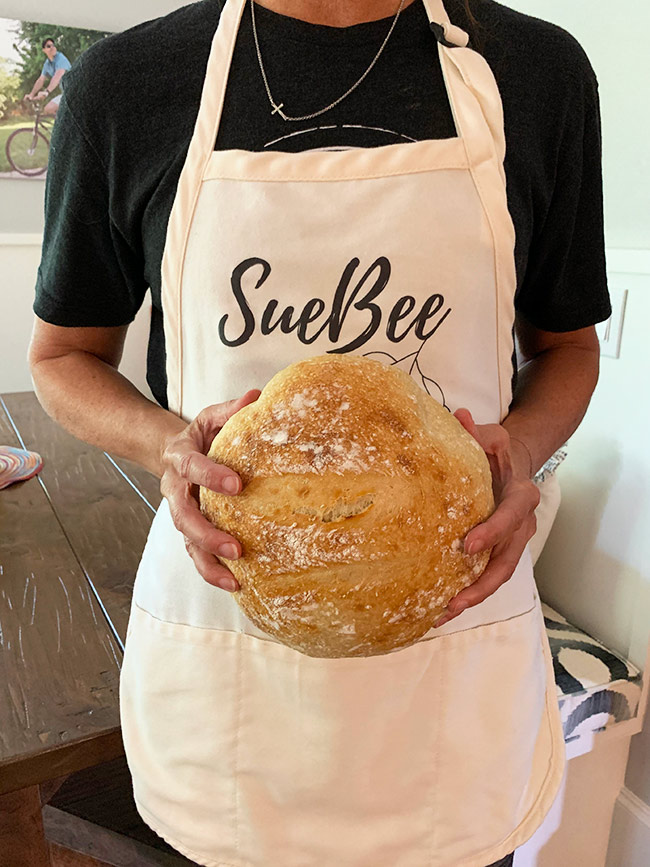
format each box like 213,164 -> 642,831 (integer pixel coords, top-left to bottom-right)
508,0 -> 650,858
1,0 -> 180,29
0,235 -> 153,398
508,0 -> 650,250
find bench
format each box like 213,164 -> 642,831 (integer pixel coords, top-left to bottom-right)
543,603 -> 643,745
0,391 -> 645,865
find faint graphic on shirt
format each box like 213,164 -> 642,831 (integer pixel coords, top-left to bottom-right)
264,124 -> 417,151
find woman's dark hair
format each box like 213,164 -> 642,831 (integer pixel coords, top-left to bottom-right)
42,37 -> 55,48
461,0 -> 486,54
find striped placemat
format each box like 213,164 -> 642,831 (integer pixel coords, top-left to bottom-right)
0,445 -> 43,490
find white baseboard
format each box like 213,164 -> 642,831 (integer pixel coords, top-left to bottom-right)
606,787 -> 650,867
618,786 -> 650,829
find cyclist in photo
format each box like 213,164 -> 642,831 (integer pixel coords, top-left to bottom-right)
25,37 -> 71,116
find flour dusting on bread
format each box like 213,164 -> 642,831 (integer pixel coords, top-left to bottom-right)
200,354 -> 493,658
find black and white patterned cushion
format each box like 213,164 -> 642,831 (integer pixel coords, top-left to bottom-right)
543,603 -> 643,743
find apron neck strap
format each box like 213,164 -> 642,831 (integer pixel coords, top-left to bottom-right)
421,0 -> 469,47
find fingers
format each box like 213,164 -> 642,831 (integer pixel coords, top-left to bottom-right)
434,411 -> 541,628
434,515 -> 534,627
160,390 -> 261,592
164,389 -> 261,493
161,440 -> 244,593
193,389 -> 261,450
167,445 -> 242,494
463,476 -> 539,555
162,475 -> 242,592
164,475 -> 240,556
184,539 -> 239,592
452,409 -> 539,554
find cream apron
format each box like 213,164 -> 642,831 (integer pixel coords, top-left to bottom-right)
119,1 -> 565,863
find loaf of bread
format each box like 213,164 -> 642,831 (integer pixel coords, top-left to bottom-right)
200,354 -> 493,658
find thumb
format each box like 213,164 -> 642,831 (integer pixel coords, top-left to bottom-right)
453,407 -> 479,441
221,388 -> 262,420
195,388 -> 261,446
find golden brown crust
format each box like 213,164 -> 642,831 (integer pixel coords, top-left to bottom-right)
199,355 -> 494,657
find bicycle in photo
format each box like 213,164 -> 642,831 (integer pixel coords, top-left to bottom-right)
5,95 -> 55,177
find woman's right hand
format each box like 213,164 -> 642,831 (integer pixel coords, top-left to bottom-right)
159,390 -> 261,592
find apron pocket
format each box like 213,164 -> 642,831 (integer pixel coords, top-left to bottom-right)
120,598 -> 559,867
234,628 -> 443,867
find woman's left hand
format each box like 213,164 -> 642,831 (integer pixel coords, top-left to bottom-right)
434,408 -> 541,627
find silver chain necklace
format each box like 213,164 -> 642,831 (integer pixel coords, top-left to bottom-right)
250,0 -> 406,122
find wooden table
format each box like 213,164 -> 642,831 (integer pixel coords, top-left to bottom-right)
0,392 -> 161,864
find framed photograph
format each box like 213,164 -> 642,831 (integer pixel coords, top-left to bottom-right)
0,18 -> 111,178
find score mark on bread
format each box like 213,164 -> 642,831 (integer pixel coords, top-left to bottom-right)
199,354 -> 493,658
294,494 -> 375,523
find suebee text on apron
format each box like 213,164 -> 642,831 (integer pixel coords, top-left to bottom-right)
119,1 -> 565,864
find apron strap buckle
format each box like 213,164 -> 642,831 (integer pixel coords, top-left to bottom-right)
429,20 -> 469,48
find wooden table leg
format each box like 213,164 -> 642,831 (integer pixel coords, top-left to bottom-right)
0,784 -> 51,866
40,776 -> 71,808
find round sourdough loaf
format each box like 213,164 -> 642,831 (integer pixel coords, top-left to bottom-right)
199,354 -> 494,658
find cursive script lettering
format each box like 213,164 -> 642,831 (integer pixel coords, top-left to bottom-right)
218,256 -> 451,351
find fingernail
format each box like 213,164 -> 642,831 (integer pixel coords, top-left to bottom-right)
218,543 -> 239,560
448,601 -> 468,616
222,475 -> 239,494
220,578 -> 238,593
434,614 -> 451,628
465,539 -> 480,556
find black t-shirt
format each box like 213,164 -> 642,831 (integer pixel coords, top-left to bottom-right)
34,0 -> 611,409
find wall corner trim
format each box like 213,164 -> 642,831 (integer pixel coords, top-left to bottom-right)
0,233 -> 43,247
618,786 -> 650,828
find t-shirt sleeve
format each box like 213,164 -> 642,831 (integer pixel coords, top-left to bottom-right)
54,53 -> 72,72
515,75 -> 611,332
34,86 -> 148,327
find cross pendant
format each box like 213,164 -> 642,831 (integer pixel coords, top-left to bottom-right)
271,102 -> 285,117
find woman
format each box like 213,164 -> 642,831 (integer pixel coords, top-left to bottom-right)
29,0 -> 610,864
